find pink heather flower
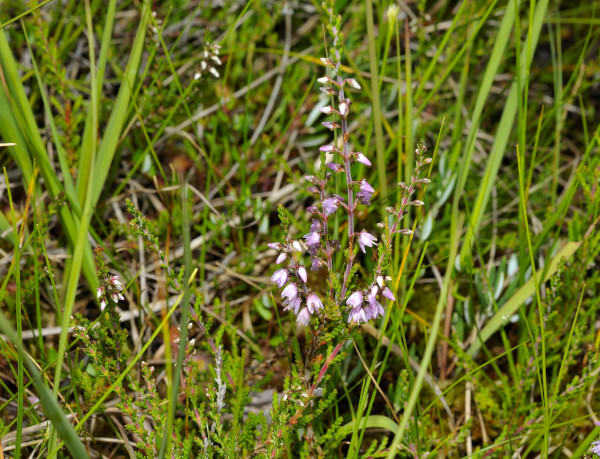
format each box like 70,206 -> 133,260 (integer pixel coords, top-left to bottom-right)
267,242 -> 282,250
304,231 -> 320,246
359,179 -> 375,194
320,57 -> 335,66
291,240 -> 302,252
357,190 -> 372,206
281,283 -> 298,301
276,253 -> 288,264
366,288 -> 384,320
376,275 -> 384,288
591,440 -> 600,455
319,144 -> 335,152
283,297 -> 301,314
348,306 -> 367,324
317,76 -> 331,84
326,163 -> 343,173
96,287 -> 104,299
311,257 -> 324,271
297,266 -> 308,283
365,300 -> 384,321
322,196 -> 341,216
356,153 -> 371,166
306,293 -> 323,314
271,268 -> 288,288
100,300 -> 107,311
358,230 -> 378,253
382,287 -> 395,301
320,106 -> 335,115
309,219 -> 322,232
297,308 -> 311,326
346,291 -> 364,308
322,121 -> 340,130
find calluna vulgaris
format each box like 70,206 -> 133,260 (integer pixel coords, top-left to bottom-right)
269,2 -> 431,330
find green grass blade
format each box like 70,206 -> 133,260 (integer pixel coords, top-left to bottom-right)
76,0 -> 117,206
0,28 -> 98,289
459,0 -> 550,266
89,4 -> 149,209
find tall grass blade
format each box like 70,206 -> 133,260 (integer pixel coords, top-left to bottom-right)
459,0 -> 550,266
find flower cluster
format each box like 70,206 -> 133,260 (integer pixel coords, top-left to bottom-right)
96,275 -> 124,311
269,240 -> 324,326
194,41 -> 221,80
346,277 -> 396,324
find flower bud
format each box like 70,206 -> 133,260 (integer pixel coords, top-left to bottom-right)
326,163 -> 344,173
298,266 -> 308,283
322,121 -> 341,130
339,102 -> 349,116
320,57 -> 335,67
387,4 -> 400,27
355,153 -> 371,166
344,78 -> 361,89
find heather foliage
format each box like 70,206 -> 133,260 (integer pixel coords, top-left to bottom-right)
1,1 -> 600,458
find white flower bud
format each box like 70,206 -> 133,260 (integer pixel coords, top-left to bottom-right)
345,78 -> 361,89
339,102 -> 348,116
